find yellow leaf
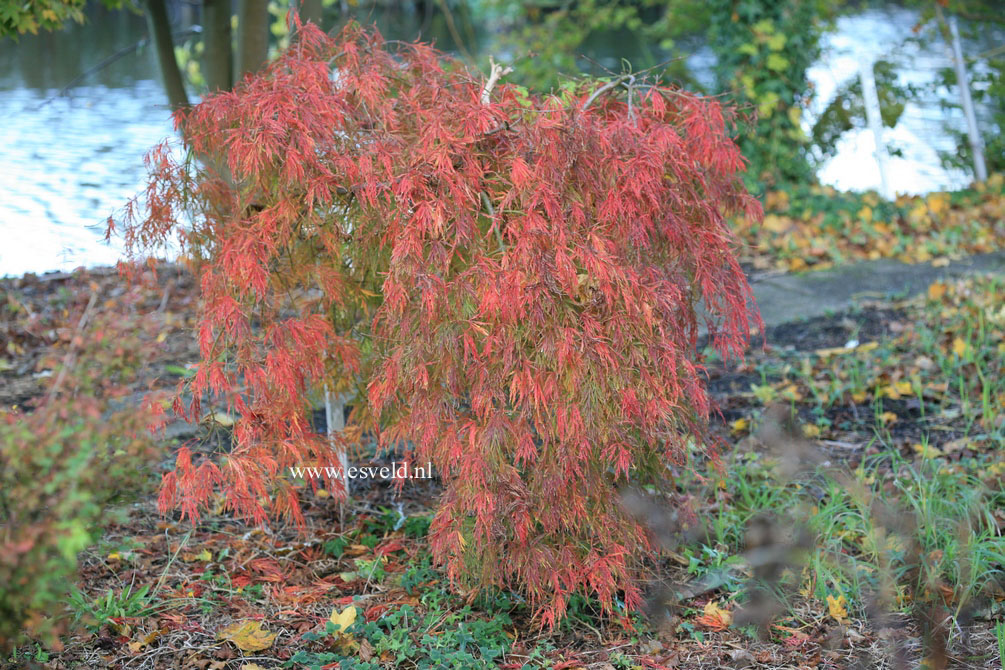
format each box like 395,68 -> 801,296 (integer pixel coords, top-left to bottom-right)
204,411 -> 236,427
329,606 -> 357,634
242,665 -> 268,670
182,548 -> 213,562
217,621 -> 277,652
787,105 -> 801,127
926,192 -> 949,217
826,594 -> 848,623
927,282 -> 947,301
942,437 -> 972,453
705,600 -> 732,626
894,381 -> 914,396
127,629 -> 163,653
696,600 -> 733,630
913,443 -> 941,459
730,417 -> 749,435
879,411 -> 898,425
751,383 -> 777,404
107,552 -> 122,561
762,214 -> 789,233
857,206 -> 873,223
952,338 -> 968,357
908,202 -> 929,224
802,423 -> 821,438
780,384 -> 802,401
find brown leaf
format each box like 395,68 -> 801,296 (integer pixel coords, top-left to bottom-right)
216,621 -> 277,652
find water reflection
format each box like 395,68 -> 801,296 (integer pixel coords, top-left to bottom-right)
1,7 -> 173,277
0,3 -> 994,277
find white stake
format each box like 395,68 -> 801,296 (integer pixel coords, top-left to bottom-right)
859,58 -> 893,200
949,16 -> 988,182
324,384 -> 349,499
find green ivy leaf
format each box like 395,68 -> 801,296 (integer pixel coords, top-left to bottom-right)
767,33 -> 787,51
766,53 -> 789,72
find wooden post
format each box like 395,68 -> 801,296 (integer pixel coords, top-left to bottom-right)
859,58 -> 892,200
324,385 -> 349,498
949,16 -> 988,182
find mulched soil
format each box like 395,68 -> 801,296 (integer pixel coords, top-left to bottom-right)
2,266 -> 1001,670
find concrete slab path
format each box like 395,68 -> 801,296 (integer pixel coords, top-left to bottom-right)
748,250 -> 1005,329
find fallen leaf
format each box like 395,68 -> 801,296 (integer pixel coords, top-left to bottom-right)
826,594 -> 848,623
345,544 -> 371,557
181,548 -> 213,563
329,605 -> 357,634
359,639 -> 375,661
127,629 -> 163,653
952,337 -> 968,357
695,600 -> 732,630
762,214 -> 789,233
942,437 -> 972,453
927,282 -> 947,301
730,417 -> 749,435
204,411 -> 236,427
217,621 -> 277,652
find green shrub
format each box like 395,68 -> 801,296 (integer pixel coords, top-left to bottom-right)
0,285 -> 160,651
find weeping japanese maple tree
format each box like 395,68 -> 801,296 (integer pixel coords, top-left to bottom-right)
116,22 -> 761,625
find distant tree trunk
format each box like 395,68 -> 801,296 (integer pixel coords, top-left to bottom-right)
236,0 -> 269,81
146,0 -> 190,111
299,0 -> 323,27
202,0 -> 233,92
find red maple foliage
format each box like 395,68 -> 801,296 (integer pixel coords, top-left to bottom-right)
115,21 -> 761,625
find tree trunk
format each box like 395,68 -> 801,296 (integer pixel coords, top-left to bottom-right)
145,0 -> 190,111
202,0 -> 233,92
299,0 -> 323,27
236,0 -> 269,81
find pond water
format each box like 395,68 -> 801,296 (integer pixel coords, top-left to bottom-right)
0,3 -> 990,277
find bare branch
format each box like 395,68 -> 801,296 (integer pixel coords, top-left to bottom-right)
481,56 -> 513,105
579,74 -> 632,114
